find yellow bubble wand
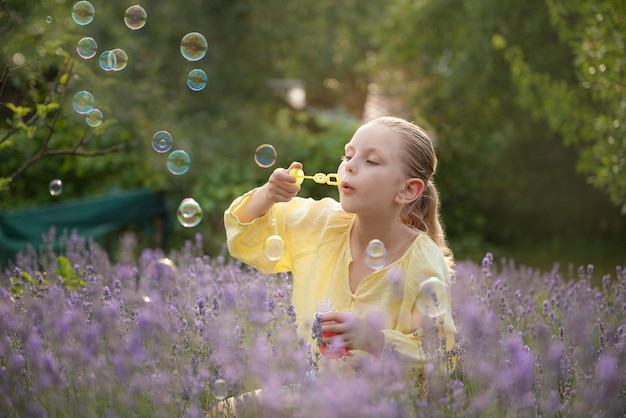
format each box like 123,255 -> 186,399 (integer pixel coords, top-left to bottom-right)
289,169 -> 341,186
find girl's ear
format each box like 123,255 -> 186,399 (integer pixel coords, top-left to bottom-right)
395,178 -> 424,204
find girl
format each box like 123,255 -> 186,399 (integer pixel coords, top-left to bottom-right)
224,116 -> 455,373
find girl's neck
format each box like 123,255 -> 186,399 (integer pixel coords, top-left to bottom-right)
351,216 -> 417,258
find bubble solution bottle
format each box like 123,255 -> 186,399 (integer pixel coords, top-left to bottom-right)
316,297 -> 349,359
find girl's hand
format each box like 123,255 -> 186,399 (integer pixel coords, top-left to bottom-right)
265,161 -> 303,203
321,311 -> 385,357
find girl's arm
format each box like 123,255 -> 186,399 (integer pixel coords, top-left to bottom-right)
234,161 -> 302,223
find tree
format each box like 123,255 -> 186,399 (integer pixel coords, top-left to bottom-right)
503,0 -> 626,212
0,0 -> 379,254
0,1 -> 173,208
1,61 -> 124,193
375,0 -> 625,252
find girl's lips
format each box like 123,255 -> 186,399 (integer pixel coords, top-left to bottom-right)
340,181 -> 355,194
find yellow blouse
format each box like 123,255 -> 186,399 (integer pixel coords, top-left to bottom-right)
224,189 -> 456,373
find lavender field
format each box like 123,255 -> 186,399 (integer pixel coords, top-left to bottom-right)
1,230 -> 624,417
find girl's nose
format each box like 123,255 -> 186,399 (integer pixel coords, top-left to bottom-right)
344,161 -> 356,175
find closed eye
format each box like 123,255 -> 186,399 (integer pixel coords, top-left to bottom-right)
340,155 -> 352,162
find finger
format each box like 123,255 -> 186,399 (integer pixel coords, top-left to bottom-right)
288,161 -> 303,170
323,333 -> 346,348
322,322 -> 347,336
273,169 -> 301,186
322,312 -> 342,323
285,162 -> 303,184
341,338 -> 353,351
268,167 -> 288,183
273,184 -> 300,200
268,173 -> 300,193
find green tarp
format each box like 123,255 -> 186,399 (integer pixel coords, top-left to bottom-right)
0,188 -> 168,265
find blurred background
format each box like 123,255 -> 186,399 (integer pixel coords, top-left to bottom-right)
1,0 -> 624,274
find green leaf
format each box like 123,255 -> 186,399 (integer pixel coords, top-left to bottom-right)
0,178 -> 11,192
5,103 -> 19,113
6,103 -> 32,118
36,104 -> 47,118
9,271 -> 31,296
57,255 -> 75,283
36,103 -> 61,118
24,125 -> 37,139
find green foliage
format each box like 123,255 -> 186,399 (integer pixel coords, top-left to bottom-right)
0,20 -> 154,207
375,0 -> 626,254
9,269 -> 33,296
1,0 -> 624,264
1,1 -> 372,232
504,0 -> 626,211
9,255 -> 89,298
56,255 -> 87,291
0,177 -> 11,192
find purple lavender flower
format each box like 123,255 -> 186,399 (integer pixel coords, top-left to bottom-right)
102,286 -> 112,301
311,312 -> 323,347
2,225 -> 625,416
195,297 -> 206,316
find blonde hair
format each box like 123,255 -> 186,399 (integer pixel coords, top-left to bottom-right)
368,116 -> 454,269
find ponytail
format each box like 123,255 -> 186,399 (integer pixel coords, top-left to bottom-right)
401,180 -> 454,271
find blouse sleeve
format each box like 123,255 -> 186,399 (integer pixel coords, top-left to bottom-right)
223,188 -> 293,274
380,313 -> 456,375
380,238 -> 456,375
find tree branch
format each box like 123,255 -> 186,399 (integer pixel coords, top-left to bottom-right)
44,143 -> 126,157
5,59 -> 125,186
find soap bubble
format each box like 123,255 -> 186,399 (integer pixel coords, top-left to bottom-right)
49,179 -> 63,196
45,16 -> 53,24
85,108 -> 103,127
12,53 -> 24,66
76,37 -> 98,59
152,131 -> 173,153
264,235 -> 286,261
140,257 -> 178,295
177,198 -> 203,228
180,32 -> 207,61
186,69 -> 207,91
415,277 -> 449,318
99,51 -> 113,71
212,379 -> 228,401
109,48 -> 128,71
167,150 -> 191,175
72,1 -> 95,25
124,5 -> 147,30
145,258 -> 177,282
72,91 -> 94,114
365,239 -> 387,270
254,144 -> 277,168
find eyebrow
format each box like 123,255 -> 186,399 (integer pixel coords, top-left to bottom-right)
343,144 -> 382,155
